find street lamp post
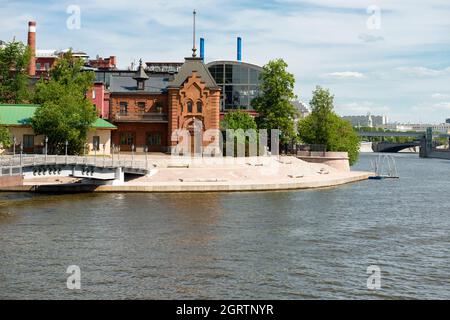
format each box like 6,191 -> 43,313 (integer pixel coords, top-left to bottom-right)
45,136 -> 48,164
84,143 -> 88,165
13,136 -> 16,157
103,144 -> 106,168
94,142 -> 97,166
112,143 -> 115,167
20,143 -> 23,174
144,145 -> 148,170
65,140 -> 68,165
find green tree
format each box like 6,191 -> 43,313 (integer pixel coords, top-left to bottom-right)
221,110 -> 257,131
251,59 -> 298,143
0,125 -> 11,149
221,110 -> 258,157
0,40 -> 32,103
298,86 -> 360,165
31,51 -> 96,154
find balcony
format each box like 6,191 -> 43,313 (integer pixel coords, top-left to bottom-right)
115,112 -> 168,123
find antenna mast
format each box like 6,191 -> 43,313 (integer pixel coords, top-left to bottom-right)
192,10 -> 197,57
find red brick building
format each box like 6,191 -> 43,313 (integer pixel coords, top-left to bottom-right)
109,58 -> 220,153
88,56 -> 117,70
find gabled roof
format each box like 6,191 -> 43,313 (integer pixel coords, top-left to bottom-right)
168,57 -> 219,89
0,104 -> 116,129
110,75 -> 171,94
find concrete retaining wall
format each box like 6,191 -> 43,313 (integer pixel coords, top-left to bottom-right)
0,171 -> 372,193
0,175 -> 23,187
297,152 -> 350,172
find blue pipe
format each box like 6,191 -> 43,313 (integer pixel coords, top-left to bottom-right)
200,38 -> 205,61
237,37 -> 242,62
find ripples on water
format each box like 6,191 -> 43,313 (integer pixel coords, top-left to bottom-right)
0,153 -> 449,299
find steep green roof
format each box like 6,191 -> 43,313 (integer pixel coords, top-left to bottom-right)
0,104 -> 116,129
92,118 -> 117,129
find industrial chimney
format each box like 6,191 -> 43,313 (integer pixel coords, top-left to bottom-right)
237,37 -> 242,62
27,21 -> 36,76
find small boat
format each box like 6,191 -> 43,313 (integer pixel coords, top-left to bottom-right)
370,155 -> 399,180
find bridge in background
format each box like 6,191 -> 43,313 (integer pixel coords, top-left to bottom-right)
357,130 -> 450,157
358,131 -> 450,139
357,131 -> 425,138
372,141 -> 421,153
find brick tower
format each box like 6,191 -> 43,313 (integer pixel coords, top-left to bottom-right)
27,21 -> 36,77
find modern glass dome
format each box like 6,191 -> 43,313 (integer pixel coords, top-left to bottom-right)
207,61 -> 263,111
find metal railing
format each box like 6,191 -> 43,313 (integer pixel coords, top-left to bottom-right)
0,153 -> 152,176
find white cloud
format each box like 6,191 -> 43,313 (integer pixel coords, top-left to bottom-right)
431,102 -> 450,110
335,101 -> 390,116
323,71 -> 365,79
396,67 -> 450,78
431,93 -> 450,100
358,33 -> 384,43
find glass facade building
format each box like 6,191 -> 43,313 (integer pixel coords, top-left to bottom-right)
207,61 -> 263,111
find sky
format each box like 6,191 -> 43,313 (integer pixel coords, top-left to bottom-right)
1,0 -> 450,124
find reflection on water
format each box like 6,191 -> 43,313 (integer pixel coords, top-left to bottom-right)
0,153 -> 449,299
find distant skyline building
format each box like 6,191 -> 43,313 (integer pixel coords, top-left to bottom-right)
291,100 -> 310,119
446,118 -> 450,124
380,122 -> 450,133
342,113 -> 388,128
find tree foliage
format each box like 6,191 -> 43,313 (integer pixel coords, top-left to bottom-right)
298,86 -> 360,165
31,51 -> 96,154
0,40 -> 32,103
0,125 -> 11,149
251,59 -> 298,143
220,110 -> 258,157
221,110 -> 257,131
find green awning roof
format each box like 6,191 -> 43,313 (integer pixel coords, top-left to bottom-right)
0,104 -> 116,129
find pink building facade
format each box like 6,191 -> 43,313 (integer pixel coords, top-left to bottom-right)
90,82 -> 110,119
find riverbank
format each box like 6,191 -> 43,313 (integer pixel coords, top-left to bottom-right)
0,155 -> 373,193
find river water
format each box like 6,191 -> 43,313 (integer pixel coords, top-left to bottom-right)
0,153 -> 449,299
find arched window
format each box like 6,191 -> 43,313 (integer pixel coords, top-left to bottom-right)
197,101 -> 203,113
187,101 -> 193,113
